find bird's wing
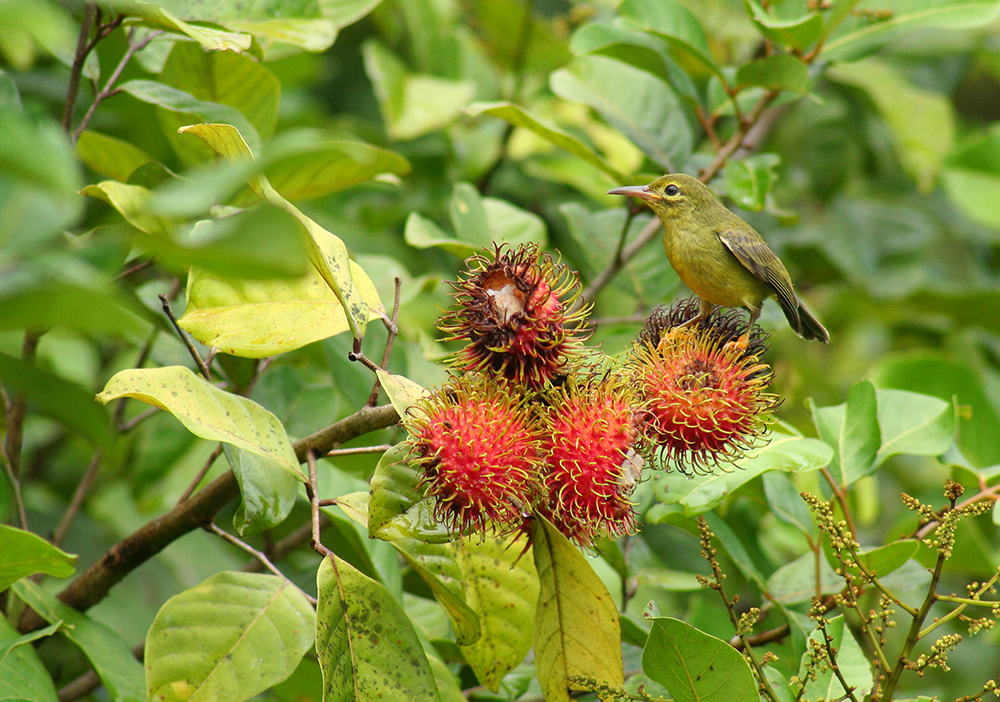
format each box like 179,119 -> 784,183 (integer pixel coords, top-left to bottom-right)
718,229 -> 798,314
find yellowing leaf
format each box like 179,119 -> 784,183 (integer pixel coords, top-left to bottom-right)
80,181 -> 175,237
178,122 -> 372,338
376,370 -> 430,418
179,261 -> 383,358
532,517 -> 623,700
96,366 -> 303,481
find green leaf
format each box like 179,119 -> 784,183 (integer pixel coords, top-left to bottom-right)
724,153 -> 781,211
744,0 -> 824,52
376,370 -> 430,419
465,102 -> 629,184
570,23 -> 702,108
404,211 -> 477,257
484,197 -> 548,247
156,42 -> 279,165
765,551 -> 842,604
316,555 -> 439,702
113,0 -> 382,53
0,621 -> 62,664
851,541 -> 920,579
532,516 -> 624,701
0,524 -> 76,590
0,615 -> 58,702
75,130 -> 153,181
117,80 -> 262,155
617,0 -> 724,82
762,472 -> 814,533
873,353 -> 1000,468
0,352 -> 111,448
642,617 -> 757,702
368,443 -> 423,539
227,444 -> 300,536
0,279 -> 155,337
810,384 -> 952,482
178,122 -> 371,338
145,572 -> 315,702
874,389 -> 954,466
810,379 -> 881,487
455,535 -> 538,690
363,40 -> 475,141
551,54 -> 692,172
145,206 -> 309,280
942,122 -> 1000,229
473,0 -> 571,74
736,55 -> 809,94
178,260 -> 382,358
827,58 -> 954,192
107,1 -> 252,52
12,579 -> 144,702
799,616 -> 873,700
821,0 -> 1000,62
0,109 -> 82,249
96,366 -> 303,481
264,138 -> 411,201
449,182 -> 491,247
652,432 -> 833,515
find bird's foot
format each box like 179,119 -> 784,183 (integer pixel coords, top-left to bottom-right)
724,332 -> 751,353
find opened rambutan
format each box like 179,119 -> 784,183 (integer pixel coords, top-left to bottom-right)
536,377 -> 639,547
438,243 -> 591,390
404,374 -> 543,536
629,299 -> 781,474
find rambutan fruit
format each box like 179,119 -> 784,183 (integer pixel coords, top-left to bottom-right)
404,374 -> 543,537
438,243 -> 591,390
629,299 -> 781,474
536,377 -> 639,547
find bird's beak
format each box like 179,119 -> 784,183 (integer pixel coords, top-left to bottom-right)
607,185 -> 658,202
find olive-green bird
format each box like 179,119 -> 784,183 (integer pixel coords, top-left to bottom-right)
609,173 -> 829,344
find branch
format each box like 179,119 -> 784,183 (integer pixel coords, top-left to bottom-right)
19,403 -> 400,633
2,330 -> 42,529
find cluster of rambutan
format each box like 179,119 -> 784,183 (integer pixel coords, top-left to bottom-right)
401,243 -> 780,548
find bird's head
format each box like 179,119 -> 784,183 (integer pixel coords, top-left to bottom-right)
608,173 -> 712,221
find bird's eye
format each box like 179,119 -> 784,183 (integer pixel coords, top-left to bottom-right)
665,184 -> 680,196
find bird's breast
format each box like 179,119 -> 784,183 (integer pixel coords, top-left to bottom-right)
662,225 -> 770,309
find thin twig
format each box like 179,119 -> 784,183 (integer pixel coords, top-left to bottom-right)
366,278 -> 402,407
51,452 -> 103,547
116,406 -> 160,433
241,516 -> 329,573
326,444 -> 393,457
306,450 -> 334,559
2,330 -> 42,529
158,294 -> 212,381
203,523 -> 316,605
581,217 -> 661,301
62,2 -> 98,132
71,27 -> 159,144
177,445 -> 224,503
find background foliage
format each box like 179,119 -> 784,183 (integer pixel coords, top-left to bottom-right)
4,0 -> 1000,701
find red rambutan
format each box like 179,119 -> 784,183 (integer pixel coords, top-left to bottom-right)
536,377 -> 639,547
404,374 -> 543,537
630,299 -> 781,474
438,243 -> 591,390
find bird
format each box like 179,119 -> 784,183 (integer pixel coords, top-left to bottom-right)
608,173 -> 829,345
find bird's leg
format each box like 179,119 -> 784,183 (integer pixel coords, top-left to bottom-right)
678,297 -> 714,330
729,306 -> 761,351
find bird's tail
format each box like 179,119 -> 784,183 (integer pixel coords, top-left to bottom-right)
781,298 -> 829,343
